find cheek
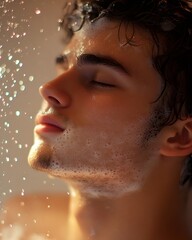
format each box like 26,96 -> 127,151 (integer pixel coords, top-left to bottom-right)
77,93 -> 148,128
59,94 -> 152,167
51,114 -> 147,169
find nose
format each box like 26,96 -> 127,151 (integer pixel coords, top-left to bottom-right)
39,78 -> 71,108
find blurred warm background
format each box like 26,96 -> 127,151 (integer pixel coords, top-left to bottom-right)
0,0 -> 68,209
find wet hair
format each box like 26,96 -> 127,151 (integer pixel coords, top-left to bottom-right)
60,0 -> 192,129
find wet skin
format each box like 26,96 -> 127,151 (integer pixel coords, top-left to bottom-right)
2,19 -> 192,240
28,19 -> 163,197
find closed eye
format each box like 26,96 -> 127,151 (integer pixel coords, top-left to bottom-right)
90,80 -> 115,88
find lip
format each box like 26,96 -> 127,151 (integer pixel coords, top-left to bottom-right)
35,115 -> 65,134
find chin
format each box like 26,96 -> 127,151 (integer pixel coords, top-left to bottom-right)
28,140 -> 52,171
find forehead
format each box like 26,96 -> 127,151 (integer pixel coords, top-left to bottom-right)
64,18 -> 156,63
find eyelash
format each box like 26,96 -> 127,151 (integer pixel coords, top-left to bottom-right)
78,66 -> 116,89
90,80 -> 115,88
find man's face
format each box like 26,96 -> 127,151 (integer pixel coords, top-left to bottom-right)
28,19 -> 163,197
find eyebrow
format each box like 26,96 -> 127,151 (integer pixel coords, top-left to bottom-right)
76,53 -> 128,74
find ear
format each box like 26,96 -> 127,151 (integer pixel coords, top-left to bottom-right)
160,119 -> 192,157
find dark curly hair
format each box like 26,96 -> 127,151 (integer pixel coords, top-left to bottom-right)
60,0 -> 192,131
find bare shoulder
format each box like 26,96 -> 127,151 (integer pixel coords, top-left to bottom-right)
0,193 -> 70,239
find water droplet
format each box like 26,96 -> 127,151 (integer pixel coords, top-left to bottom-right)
21,189 -> 25,196
16,111 -> 20,116
35,9 -> 41,15
20,85 -> 25,91
29,76 -> 34,81
1,220 -> 5,225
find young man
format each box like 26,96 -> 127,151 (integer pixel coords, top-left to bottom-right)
1,0 -> 192,239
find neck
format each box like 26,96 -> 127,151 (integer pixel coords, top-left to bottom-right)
65,184 -> 190,240
64,155 -> 192,240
